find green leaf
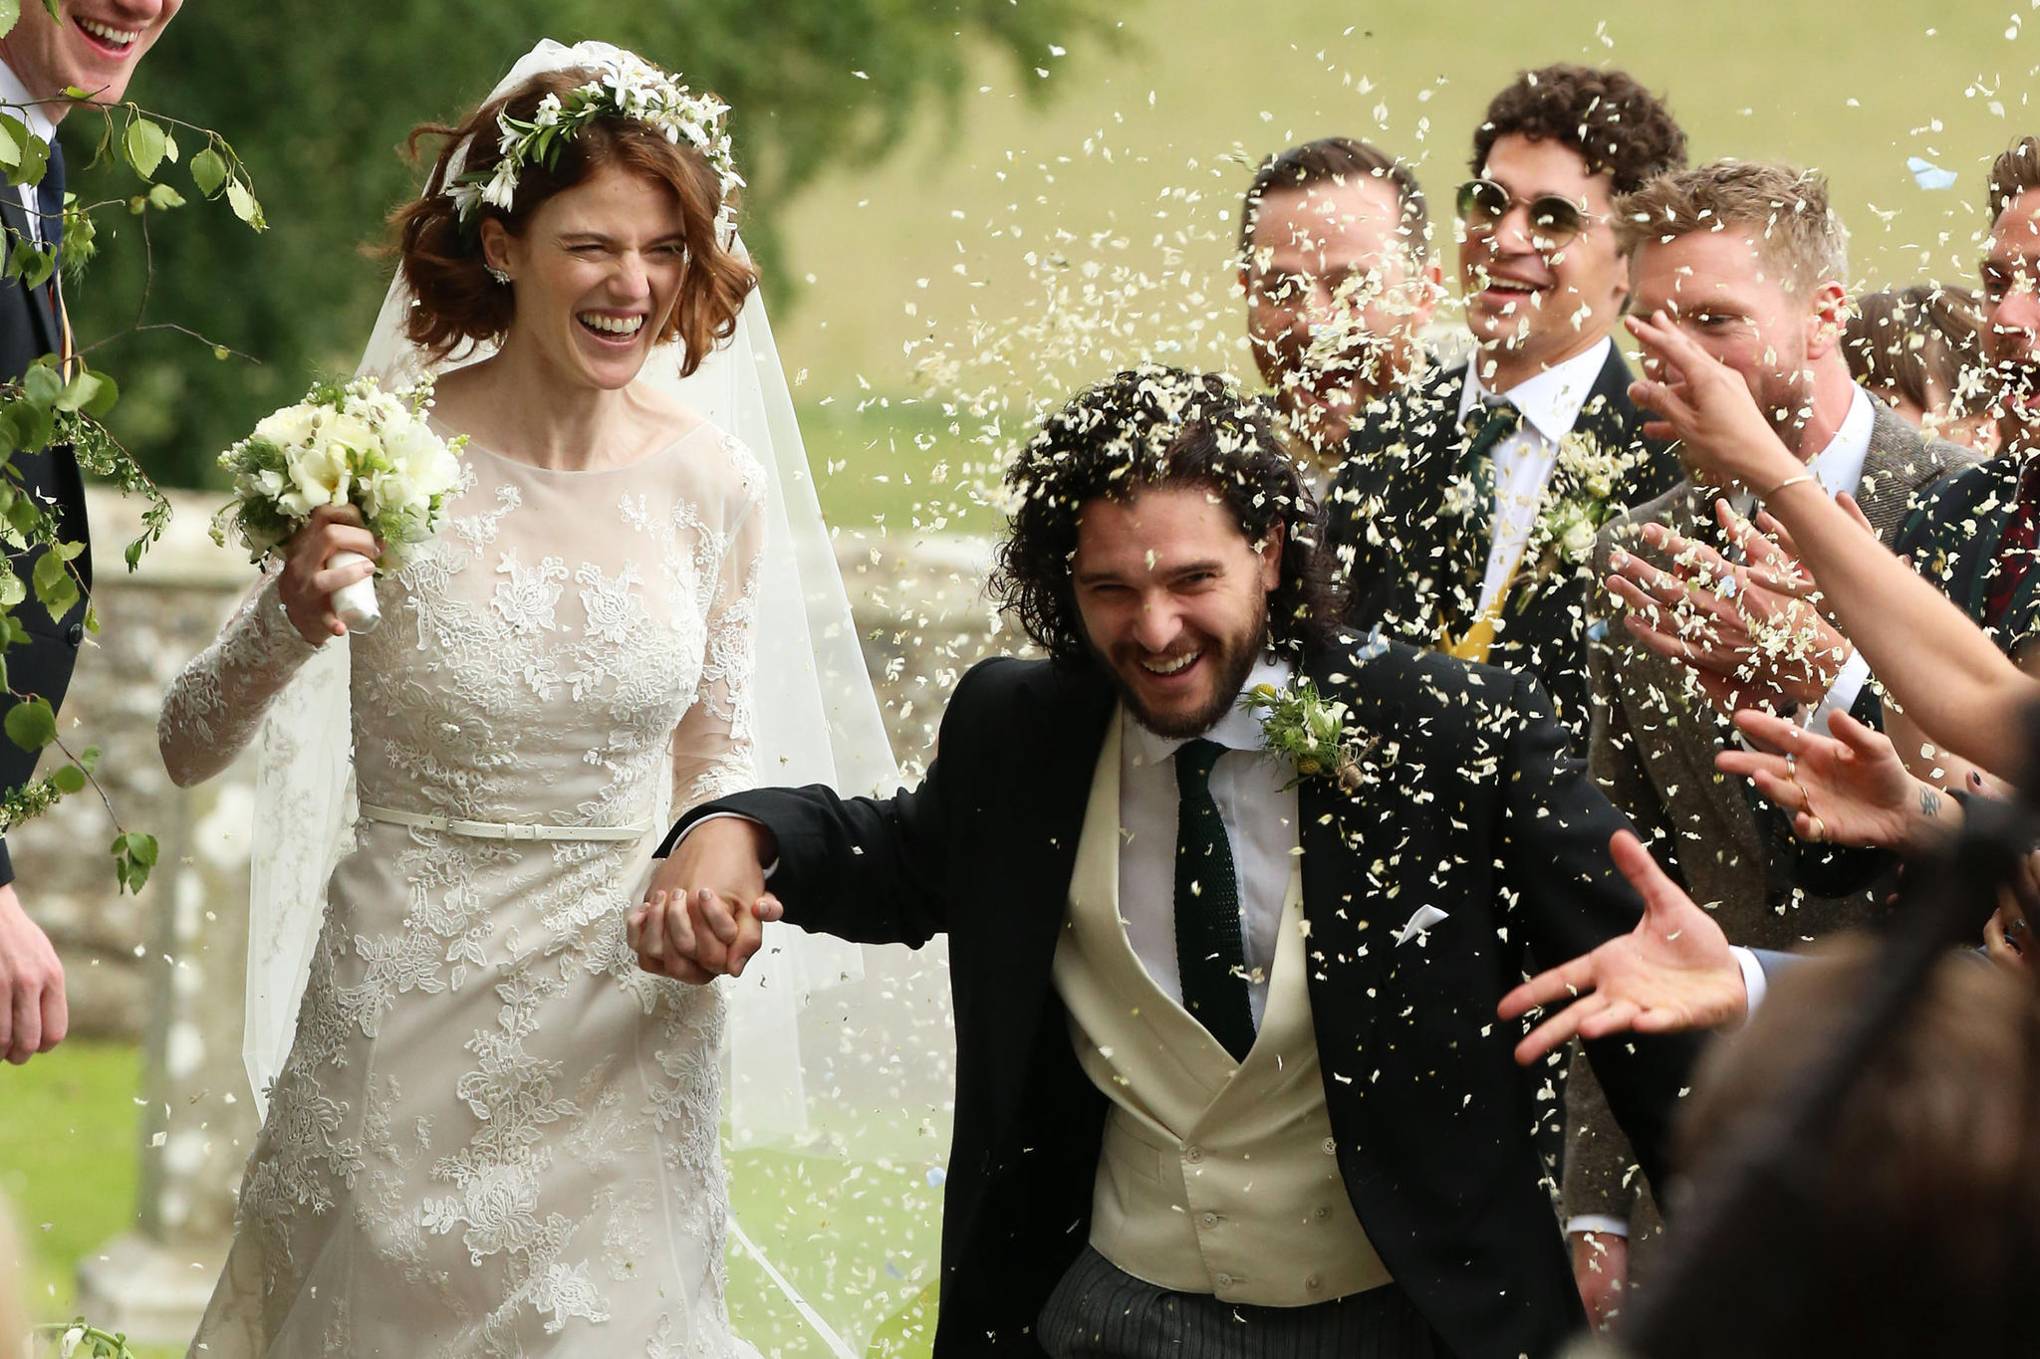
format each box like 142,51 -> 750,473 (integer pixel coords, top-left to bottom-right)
79,369 -> 116,418
160,128 -> 178,164
9,236 -> 49,289
0,113 -> 23,173
39,0 -> 54,20
125,832 -> 157,868
145,182 -> 185,210
189,146 -> 227,198
123,116 -> 166,181
54,370 -> 102,413
50,763 -> 83,794
10,128 -> 46,187
4,695 -> 54,752
0,566 -> 22,608
0,2 -> 20,43
22,360 -> 60,406
224,179 -> 265,230
32,547 -> 77,620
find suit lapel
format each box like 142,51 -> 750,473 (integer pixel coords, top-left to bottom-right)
0,188 -> 57,361
1851,402 -> 1932,543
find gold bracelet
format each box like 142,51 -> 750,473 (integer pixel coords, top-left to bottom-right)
1761,472 -> 1816,501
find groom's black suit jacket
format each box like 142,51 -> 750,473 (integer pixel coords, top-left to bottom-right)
0,158 -> 84,885
671,638 -> 1700,1358
1324,347 -> 1681,742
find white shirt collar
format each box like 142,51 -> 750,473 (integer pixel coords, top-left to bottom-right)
1806,385 -> 1878,499
1123,653 -> 1297,769
1459,335 -> 1615,445
0,60 -> 60,153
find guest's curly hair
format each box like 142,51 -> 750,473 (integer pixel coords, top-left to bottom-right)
991,367 -> 1343,668
387,66 -> 757,374
1473,64 -> 1687,195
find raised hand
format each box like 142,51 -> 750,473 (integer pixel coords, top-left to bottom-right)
1607,518 -> 1850,716
1498,831 -> 1747,1066
1715,707 -> 1950,853
1625,310 -> 1805,495
0,882 -> 65,1064
626,817 -> 778,983
278,504 -> 382,644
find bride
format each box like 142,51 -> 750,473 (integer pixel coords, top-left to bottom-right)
157,41 -> 908,1357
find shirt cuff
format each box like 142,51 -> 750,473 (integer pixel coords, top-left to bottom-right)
674,811 -> 778,880
1731,945 -> 1766,1023
1566,1215 -> 1632,1240
1807,650 -> 1870,733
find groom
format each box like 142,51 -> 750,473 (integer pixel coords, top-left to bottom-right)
635,370 -> 1717,1358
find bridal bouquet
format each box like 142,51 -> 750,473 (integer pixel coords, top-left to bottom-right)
212,377 -> 466,631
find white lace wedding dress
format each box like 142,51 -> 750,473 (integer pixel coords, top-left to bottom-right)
161,421 -> 767,1358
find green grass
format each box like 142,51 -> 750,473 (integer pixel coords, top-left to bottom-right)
1,1042 -> 937,1359
801,398 -> 1005,540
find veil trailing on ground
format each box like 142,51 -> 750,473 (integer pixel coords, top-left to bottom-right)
242,39 -> 955,1354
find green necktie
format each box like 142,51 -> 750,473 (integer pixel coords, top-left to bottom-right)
1173,738 -> 1256,1063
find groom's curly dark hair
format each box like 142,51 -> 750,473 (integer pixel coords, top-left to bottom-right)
991,367 -> 1344,667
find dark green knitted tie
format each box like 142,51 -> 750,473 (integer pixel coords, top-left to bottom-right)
1173,738 -> 1256,1062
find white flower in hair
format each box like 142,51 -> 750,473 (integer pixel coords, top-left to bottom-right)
444,50 -> 742,237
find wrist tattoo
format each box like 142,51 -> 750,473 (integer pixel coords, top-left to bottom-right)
1920,787 -> 1943,819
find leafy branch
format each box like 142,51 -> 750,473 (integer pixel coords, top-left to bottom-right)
0,20 -> 264,888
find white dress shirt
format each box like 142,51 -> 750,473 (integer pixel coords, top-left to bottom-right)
0,60 -> 58,246
1461,337 -> 1616,619
1801,385 -> 1878,726
1116,655 -> 1299,1029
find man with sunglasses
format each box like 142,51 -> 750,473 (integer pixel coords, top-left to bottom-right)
1326,64 -> 1686,743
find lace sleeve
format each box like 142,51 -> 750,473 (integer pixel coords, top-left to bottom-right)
669,456 -> 766,813
158,572 -> 325,788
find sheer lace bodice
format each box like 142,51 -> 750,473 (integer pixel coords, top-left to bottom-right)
160,422 -> 766,1358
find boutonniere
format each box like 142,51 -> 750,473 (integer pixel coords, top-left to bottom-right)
1517,430 -> 1644,598
1241,678 -> 1378,795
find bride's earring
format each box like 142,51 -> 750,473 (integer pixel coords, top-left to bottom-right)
486,264 -> 512,286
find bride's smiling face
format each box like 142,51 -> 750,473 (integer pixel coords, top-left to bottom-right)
483,164 -> 689,392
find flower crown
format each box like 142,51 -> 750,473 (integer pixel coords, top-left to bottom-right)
444,52 -> 743,240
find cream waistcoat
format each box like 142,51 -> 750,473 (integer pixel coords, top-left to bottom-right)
1051,714 -> 1390,1306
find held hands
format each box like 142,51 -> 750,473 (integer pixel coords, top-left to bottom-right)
1626,310 -> 1805,494
1498,831 -> 1747,1066
277,505 -> 382,646
626,818 -> 780,984
0,882 -> 65,1064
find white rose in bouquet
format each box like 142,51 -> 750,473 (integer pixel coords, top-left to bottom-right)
213,377 -> 468,634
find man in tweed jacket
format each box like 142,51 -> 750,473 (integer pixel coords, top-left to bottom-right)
1560,160 -> 1979,1325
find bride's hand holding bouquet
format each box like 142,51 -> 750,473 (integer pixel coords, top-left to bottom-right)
211,377 -> 465,643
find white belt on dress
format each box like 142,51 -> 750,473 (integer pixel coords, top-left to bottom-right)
357,802 -> 652,843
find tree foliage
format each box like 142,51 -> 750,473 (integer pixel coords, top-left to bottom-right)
69,0 -> 1123,486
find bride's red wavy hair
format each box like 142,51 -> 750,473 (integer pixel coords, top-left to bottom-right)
388,66 -> 757,376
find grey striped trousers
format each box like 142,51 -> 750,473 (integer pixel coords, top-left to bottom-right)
1037,1246 -> 1450,1358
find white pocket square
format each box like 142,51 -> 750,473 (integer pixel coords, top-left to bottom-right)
1393,905 -> 1450,947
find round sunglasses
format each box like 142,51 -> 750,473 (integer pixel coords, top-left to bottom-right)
1455,178 -> 1600,247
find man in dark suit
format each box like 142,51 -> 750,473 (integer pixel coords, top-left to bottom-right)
632,370 -> 1760,1359
1235,136 -> 1439,497
0,0 -> 182,1066
1326,64 -> 1690,742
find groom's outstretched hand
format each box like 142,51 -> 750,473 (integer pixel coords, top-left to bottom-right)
628,818 -> 781,983
1497,831 -> 1749,1066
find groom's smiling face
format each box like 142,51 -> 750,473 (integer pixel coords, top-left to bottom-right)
0,0 -> 182,110
1072,485 -> 1281,739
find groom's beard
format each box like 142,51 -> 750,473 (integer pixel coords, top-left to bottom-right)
1092,619 -> 1268,740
